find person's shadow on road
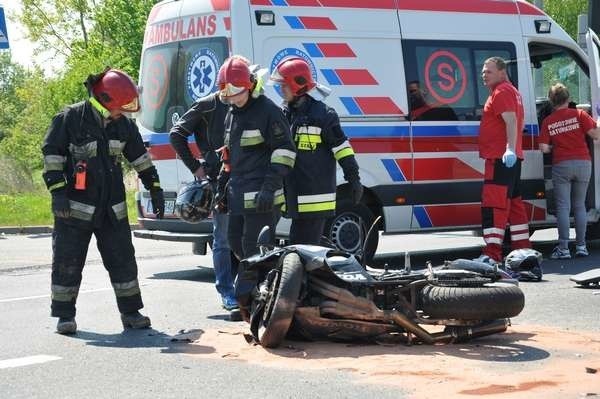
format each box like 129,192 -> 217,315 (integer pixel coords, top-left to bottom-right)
149,267 -> 215,283
69,328 -> 216,355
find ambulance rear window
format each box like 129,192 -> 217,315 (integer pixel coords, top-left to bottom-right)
138,37 -> 228,133
403,40 -> 517,122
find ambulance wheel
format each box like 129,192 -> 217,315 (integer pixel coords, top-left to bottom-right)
325,200 -> 379,265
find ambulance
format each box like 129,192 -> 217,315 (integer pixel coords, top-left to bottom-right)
134,0 -> 600,261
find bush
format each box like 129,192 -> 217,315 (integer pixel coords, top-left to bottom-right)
0,155 -> 35,194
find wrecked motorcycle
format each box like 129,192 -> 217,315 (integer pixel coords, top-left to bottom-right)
238,228 -> 527,348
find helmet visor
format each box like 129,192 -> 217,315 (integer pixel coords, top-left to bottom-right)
268,68 -> 285,86
219,82 -> 247,98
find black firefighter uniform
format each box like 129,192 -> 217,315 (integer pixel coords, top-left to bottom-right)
42,99 -> 161,318
284,95 -> 360,219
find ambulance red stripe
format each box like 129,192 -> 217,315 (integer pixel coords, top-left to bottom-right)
336,69 -> 378,85
396,158 -> 483,181
354,97 -> 403,115
317,43 -> 355,57
298,16 -> 336,30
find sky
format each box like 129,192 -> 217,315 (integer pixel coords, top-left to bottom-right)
1,0 -> 63,75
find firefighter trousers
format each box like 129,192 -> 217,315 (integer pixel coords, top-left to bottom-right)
481,159 -> 531,262
290,217 -> 327,245
50,217 -> 143,318
228,210 -> 281,260
230,209 -> 280,310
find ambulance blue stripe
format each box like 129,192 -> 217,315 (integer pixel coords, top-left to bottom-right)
340,97 -> 362,115
303,43 -> 324,57
321,69 -> 342,85
381,159 -> 406,182
271,0 -> 289,5
284,16 -> 304,29
413,206 -> 433,228
142,124 -> 538,144
344,126 -> 409,138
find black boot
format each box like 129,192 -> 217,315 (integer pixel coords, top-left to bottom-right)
121,311 -> 151,329
56,317 -> 77,334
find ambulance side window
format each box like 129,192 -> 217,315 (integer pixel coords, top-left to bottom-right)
402,40 -> 517,121
139,43 -> 179,133
528,42 -> 590,125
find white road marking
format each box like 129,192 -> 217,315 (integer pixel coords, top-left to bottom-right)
0,355 -> 61,369
0,281 -> 151,303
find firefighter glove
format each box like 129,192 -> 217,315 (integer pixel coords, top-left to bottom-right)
502,148 -> 517,168
51,191 -> 71,219
255,189 -> 274,213
150,188 -> 165,219
349,179 -> 363,205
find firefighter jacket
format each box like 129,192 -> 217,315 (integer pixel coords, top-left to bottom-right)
223,94 -> 296,215
283,95 -> 360,219
169,92 -> 228,180
42,100 -> 161,228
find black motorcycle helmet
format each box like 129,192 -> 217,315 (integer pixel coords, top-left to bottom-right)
174,180 -> 213,224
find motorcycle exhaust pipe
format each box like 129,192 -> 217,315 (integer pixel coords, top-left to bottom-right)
431,319 -> 509,343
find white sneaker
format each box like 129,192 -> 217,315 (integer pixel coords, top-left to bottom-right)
550,246 -> 571,260
575,245 -> 589,257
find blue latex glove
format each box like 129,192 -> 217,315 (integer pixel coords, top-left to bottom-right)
502,148 -> 517,168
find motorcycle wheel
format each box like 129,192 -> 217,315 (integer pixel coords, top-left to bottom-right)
419,282 -> 524,320
325,200 -> 379,266
258,252 -> 304,348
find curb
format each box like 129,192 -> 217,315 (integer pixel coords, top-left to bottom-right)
0,225 -> 140,235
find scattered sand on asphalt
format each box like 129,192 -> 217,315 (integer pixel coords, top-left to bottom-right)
187,324 -> 600,398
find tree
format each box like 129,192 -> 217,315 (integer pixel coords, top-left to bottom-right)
529,0 -> 588,41
0,53 -> 29,143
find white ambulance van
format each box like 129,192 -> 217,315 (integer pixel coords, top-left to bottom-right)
134,0 -> 600,261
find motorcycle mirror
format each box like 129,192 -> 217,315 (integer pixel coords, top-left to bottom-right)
360,215 -> 382,268
257,225 -> 272,255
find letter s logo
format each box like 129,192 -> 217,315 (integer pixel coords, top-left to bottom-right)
437,62 -> 456,92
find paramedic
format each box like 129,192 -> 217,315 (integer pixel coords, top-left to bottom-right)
270,57 -> 362,245
169,92 -> 241,317
539,83 -> 600,259
477,57 -> 531,264
42,68 -> 163,334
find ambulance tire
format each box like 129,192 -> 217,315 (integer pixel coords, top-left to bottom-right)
325,200 -> 379,266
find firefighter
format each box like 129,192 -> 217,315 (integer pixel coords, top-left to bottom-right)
216,55 -> 296,317
169,91 -> 241,320
42,67 -> 164,334
477,57 -> 531,265
269,57 -> 362,245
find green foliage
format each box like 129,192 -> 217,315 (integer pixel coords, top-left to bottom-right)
0,190 -> 139,227
0,53 -> 29,143
0,0 -> 155,186
528,0 -> 588,41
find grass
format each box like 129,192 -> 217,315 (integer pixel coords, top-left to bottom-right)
0,191 -> 139,227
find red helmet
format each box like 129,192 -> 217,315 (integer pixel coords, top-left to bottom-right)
92,69 -> 140,113
217,57 -> 254,98
270,57 -> 316,96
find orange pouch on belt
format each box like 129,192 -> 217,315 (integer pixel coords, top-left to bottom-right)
75,161 -> 87,190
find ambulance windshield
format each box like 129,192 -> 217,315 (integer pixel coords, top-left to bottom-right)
138,37 -> 228,133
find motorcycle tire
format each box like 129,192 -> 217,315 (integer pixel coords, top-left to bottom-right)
258,252 -> 304,348
419,282 -> 524,320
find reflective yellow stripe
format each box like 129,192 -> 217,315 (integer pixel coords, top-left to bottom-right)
90,97 -> 110,118
69,141 -> 97,160
51,284 -> 79,302
274,192 -> 285,205
240,136 -> 265,146
131,153 -> 153,172
298,201 -> 336,213
48,181 -> 66,192
43,155 -> 66,172
152,182 -> 161,188
334,147 -> 354,160
112,279 -> 140,297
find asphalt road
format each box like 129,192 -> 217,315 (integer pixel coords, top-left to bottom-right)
0,230 -> 599,398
